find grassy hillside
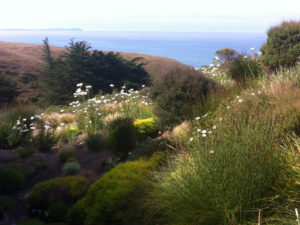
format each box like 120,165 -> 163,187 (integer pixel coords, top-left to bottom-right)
0,41 -> 189,103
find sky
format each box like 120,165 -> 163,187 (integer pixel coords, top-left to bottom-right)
1,0 -> 300,32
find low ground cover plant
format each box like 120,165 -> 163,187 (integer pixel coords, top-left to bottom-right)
0,167 -> 25,193
69,153 -> 163,225
27,176 -> 91,222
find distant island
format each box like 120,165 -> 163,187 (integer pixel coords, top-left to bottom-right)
0,28 -> 83,31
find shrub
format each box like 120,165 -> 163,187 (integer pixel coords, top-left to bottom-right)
27,176 -> 90,220
33,120 -> 57,151
48,200 -> 67,222
0,106 -> 38,149
0,105 -> 39,123
17,147 -> 38,158
261,21 -> 300,70
62,161 -> 81,175
215,48 -> 238,64
228,56 -> 263,82
17,219 -> 45,225
66,157 -> 77,163
58,146 -> 74,163
69,153 -> 163,225
56,126 -> 79,144
10,155 -> 46,178
0,121 -> 23,149
85,133 -> 106,152
133,117 -> 157,141
0,72 -> 19,103
0,167 -> 25,193
0,195 -> 16,211
151,68 -> 218,128
106,117 -> 137,160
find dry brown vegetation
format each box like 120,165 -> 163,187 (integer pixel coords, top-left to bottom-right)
0,41 -> 189,103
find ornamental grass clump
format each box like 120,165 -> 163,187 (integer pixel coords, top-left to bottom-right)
106,117 -> 137,160
148,76 -> 300,224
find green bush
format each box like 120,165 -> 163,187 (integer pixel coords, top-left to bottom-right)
62,161 -> 81,175
17,147 -> 38,158
48,200 -> 67,222
0,106 -> 38,149
0,121 -> 23,149
0,195 -> 16,211
85,133 -> 106,152
58,146 -> 74,163
0,167 -> 25,193
69,153 -> 163,225
133,117 -> 157,141
27,176 -> 90,219
17,219 -> 45,225
261,21 -> 300,70
106,117 -> 137,160
10,155 -> 45,178
0,105 -> 39,123
33,120 -> 57,151
151,68 -> 218,128
215,48 -> 238,64
0,72 -> 19,103
228,56 -> 263,82
56,127 -> 80,144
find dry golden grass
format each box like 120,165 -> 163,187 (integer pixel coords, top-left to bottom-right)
43,113 -> 75,124
172,121 -> 191,139
103,112 -> 124,127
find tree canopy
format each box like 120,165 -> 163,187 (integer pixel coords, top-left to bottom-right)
41,38 -> 150,105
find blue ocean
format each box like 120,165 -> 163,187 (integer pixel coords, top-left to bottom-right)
0,30 -> 266,68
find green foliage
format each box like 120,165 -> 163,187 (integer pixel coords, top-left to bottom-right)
70,153 -> 163,225
133,117 -> 157,141
0,72 -> 19,103
85,133 -> 106,152
0,105 -> 38,149
148,92 -> 298,225
151,68 -> 218,128
0,121 -> 22,149
58,146 -> 74,163
228,56 -> 263,82
215,48 -> 238,64
62,161 -> 81,175
48,200 -> 67,222
41,39 -> 150,105
17,147 -> 38,158
0,105 -> 39,123
77,105 -> 103,134
27,176 -> 90,219
33,119 -> 57,151
261,21 -> 300,69
17,219 -> 45,225
56,126 -> 79,144
106,117 -> 137,160
0,167 -> 25,193
7,154 -> 45,178
0,195 -> 16,211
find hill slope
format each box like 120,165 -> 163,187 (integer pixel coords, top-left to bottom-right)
0,41 -> 189,102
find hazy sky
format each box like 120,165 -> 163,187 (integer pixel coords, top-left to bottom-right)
1,0 -> 300,32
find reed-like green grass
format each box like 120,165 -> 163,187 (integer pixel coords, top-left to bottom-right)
148,68 -> 300,225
